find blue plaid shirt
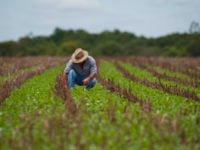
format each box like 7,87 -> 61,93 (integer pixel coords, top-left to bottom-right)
64,56 -> 97,76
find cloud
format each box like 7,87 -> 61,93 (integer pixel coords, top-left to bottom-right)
39,0 -> 100,8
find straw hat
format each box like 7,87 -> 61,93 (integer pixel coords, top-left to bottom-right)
71,48 -> 88,63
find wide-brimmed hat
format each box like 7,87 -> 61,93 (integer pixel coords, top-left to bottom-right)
71,48 -> 88,63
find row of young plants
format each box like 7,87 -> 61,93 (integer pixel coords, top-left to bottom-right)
145,65 -> 199,89
0,56 -> 66,85
0,56 -> 66,76
50,59 -> 200,149
53,71 -> 149,149
117,57 -> 200,81
1,64 -> 152,149
0,57 -> 66,102
152,66 -> 196,82
117,61 -> 200,99
0,66 -> 38,84
99,60 -> 200,149
0,66 -> 66,150
67,81 -> 182,149
157,58 -> 200,80
0,58 -> 199,149
118,57 -> 199,88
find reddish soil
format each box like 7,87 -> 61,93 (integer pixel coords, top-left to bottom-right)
114,62 -> 199,101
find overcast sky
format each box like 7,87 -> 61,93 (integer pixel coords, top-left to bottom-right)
0,0 -> 199,42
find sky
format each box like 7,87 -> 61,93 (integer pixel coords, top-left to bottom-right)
0,0 -> 199,42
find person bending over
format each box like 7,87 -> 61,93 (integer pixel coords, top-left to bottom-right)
63,48 -> 97,90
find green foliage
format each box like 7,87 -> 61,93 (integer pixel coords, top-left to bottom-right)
50,27 -> 68,44
99,60 -> 200,148
0,41 -> 19,56
94,41 -> 123,56
187,39 -> 200,56
0,58 -> 200,149
162,46 -> 187,57
58,41 -> 85,55
0,28 -> 200,56
0,66 -> 65,149
119,61 -> 200,98
16,36 -> 57,56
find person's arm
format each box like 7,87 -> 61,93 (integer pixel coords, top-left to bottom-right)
83,72 -> 96,85
83,57 -> 97,85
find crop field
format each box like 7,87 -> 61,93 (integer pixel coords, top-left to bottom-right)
0,56 -> 200,150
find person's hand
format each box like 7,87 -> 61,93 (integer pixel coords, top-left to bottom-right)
83,77 -> 90,85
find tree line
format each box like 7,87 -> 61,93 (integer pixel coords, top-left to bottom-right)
0,27 -> 199,57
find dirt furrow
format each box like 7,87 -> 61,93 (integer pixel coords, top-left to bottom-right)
144,66 -> 200,88
115,63 -> 200,101
117,56 -> 200,80
0,58 -> 66,103
97,75 -> 151,112
54,74 -> 78,116
0,69 -> 45,103
122,58 -> 200,88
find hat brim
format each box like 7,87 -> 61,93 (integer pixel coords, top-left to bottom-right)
71,50 -> 88,63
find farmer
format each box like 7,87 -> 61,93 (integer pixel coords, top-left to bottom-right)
63,48 -> 97,90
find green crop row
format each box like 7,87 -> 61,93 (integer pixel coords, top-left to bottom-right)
0,66 -> 66,149
99,60 -> 200,148
0,66 -> 39,84
118,61 -> 200,97
0,65 -> 162,149
69,83 -> 188,149
0,59 -> 199,150
153,66 -> 194,81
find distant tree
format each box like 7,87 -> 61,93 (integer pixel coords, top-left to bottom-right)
58,41 -> 85,56
94,41 -> 123,56
187,40 -> 200,56
124,40 -> 140,55
162,46 -> 187,57
0,27 -> 200,57
0,41 -> 19,56
189,21 -> 200,34
50,28 -> 67,44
